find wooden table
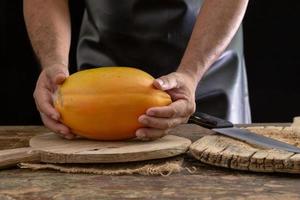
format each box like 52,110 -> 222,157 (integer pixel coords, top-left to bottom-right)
0,126 -> 300,200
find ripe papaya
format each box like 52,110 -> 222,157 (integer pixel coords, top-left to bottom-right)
53,67 -> 172,140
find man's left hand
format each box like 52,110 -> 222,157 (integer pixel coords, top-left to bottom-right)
136,71 -> 198,140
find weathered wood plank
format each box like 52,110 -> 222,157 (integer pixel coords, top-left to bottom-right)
0,147 -> 40,169
0,126 -> 48,150
191,126 -> 300,174
1,165 -> 300,200
0,126 -> 300,200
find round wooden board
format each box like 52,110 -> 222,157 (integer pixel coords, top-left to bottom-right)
189,126 -> 300,173
29,133 -> 192,163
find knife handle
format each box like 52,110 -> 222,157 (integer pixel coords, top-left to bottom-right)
188,111 -> 233,129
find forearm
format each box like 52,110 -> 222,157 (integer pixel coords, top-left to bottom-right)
23,0 -> 71,68
177,0 -> 249,83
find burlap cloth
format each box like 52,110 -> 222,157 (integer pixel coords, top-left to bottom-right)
19,156 -> 196,176
20,120 -> 300,176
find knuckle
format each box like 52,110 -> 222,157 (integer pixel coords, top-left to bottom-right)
141,128 -> 150,135
170,107 -> 177,117
187,102 -> 196,115
163,77 -> 171,85
165,128 -> 171,135
40,115 -> 59,133
173,72 -> 184,83
33,91 -> 38,99
163,129 -> 168,136
164,119 -> 177,130
147,118 -> 156,126
166,120 -> 174,128
42,121 -> 56,132
172,72 -> 179,79
154,119 -> 169,129
151,131 -> 166,140
182,117 -> 190,124
190,104 -> 196,114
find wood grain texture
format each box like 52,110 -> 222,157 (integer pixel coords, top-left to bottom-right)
33,133 -> 191,163
0,147 -> 40,169
1,126 -> 300,200
0,132 -> 191,166
190,126 -> 300,173
1,162 -> 300,200
0,126 -> 47,150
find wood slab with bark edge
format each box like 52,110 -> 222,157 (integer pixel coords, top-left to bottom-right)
0,132 -> 191,169
190,125 -> 300,173
2,125 -> 300,200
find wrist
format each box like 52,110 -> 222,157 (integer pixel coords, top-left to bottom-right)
175,70 -> 199,92
42,61 -> 69,70
42,62 -> 70,79
176,64 -> 205,85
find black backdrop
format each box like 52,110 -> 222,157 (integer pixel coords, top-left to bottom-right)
0,1 -> 300,125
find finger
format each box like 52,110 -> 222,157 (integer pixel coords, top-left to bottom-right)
146,100 -> 190,118
138,115 -> 186,129
54,73 -> 68,85
136,128 -> 168,141
154,73 -> 179,91
167,88 -> 191,101
34,88 -> 60,120
40,113 -> 75,139
146,106 -> 174,118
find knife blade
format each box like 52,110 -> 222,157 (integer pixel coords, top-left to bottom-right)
188,112 -> 300,153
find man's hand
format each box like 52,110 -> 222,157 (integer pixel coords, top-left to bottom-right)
24,0 -> 72,138
135,71 -> 197,140
34,64 -> 75,139
135,0 -> 249,141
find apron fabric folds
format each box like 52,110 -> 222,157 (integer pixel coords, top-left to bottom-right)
77,0 -> 251,123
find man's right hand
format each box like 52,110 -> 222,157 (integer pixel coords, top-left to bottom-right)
34,64 -> 75,139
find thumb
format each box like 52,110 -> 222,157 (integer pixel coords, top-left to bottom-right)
54,71 -> 68,85
47,65 -> 69,85
153,73 -> 180,91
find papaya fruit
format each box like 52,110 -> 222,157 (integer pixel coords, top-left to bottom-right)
53,67 -> 172,140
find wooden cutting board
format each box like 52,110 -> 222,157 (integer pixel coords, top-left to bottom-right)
0,132 -> 191,169
190,125 -> 300,173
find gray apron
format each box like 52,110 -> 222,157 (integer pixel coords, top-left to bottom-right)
77,0 -> 251,124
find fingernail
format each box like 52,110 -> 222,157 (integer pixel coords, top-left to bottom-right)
59,130 -> 74,139
147,110 -> 155,116
138,116 -> 147,124
136,131 -> 146,138
51,115 -> 59,120
65,134 -> 74,140
156,79 -> 164,86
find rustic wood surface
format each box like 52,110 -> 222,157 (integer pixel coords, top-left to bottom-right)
0,133 -> 191,168
1,125 -> 300,200
0,126 -> 47,150
190,126 -> 300,174
30,133 -> 191,163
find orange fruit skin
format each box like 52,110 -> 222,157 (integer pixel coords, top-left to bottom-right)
53,67 -> 172,140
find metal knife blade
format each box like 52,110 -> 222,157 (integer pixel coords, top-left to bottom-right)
188,111 -> 300,153
213,127 -> 300,153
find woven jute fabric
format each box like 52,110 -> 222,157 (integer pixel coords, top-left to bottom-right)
19,156 -> 187,176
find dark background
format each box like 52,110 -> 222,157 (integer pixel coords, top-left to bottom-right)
0,1 -> 300,125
